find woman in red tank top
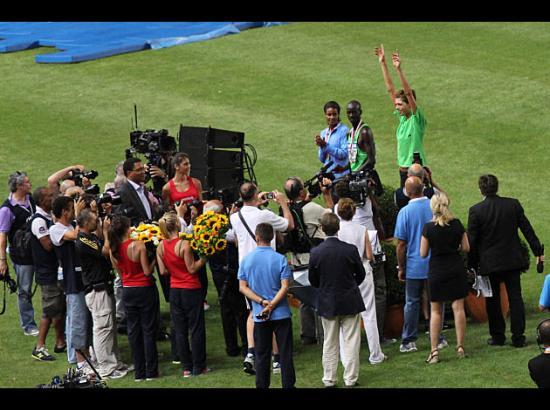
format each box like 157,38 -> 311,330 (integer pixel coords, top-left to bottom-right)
157,212 -> 209,377
108,215 -> 160,381
162,153 -> 203,215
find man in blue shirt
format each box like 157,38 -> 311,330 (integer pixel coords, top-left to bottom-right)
238,223 -> 295,389
315,101 -> 350,181
394,176 -> 432,353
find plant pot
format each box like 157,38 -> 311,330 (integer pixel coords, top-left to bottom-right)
287,293 -> 301,309
464,282 -> 510,323
383,303 -> 404,339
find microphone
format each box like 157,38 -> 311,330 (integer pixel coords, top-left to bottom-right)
537,244 -> 544,273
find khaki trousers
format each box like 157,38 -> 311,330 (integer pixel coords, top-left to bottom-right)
321,314 -> 361,387
85,289 -> 119,377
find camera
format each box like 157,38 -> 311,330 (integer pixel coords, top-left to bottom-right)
304,161 -> 336,199
255,312 -> 269,320
97,189 -> 122,217
126,129 -> 177,196
265,192 -> 274,200
69,169 -> 99,187
1,268 -> 17,294
348,169 -> 375,207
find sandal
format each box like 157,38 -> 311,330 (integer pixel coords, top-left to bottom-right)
425,349 -> 439,364
456,345 -> 467,359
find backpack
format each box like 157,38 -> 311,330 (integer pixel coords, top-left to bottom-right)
2,198 -> 36,264
279,202 -> 322,254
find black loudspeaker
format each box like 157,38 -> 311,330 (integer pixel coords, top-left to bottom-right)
179,126 -> 244,149
178,125 -> 245,197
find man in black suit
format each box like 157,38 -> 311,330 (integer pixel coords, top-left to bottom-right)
118,158 -> 162,226
308,213 -> 366,388
468,174 -> 544,347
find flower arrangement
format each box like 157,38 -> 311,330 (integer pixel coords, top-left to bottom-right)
179,211 -> 229,258
130,223 -> 164,246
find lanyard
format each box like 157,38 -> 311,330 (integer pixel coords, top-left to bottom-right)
324,123 -> 340,143
350,120 -> 363,142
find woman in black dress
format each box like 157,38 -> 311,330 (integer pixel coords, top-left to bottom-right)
420,192 -> 470,363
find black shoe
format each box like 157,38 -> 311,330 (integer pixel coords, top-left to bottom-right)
512,340 -> 528,348
301,337 -> 317,345
54,344 -> 67,354
487,337 -> 505,346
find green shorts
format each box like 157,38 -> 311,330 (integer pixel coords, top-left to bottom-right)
40,282 -> 65,319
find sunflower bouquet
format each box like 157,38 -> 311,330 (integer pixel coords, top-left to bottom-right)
130,223 -> 164,260
179,211 -> 229,258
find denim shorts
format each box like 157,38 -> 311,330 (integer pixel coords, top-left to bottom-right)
66,292 -> 89,351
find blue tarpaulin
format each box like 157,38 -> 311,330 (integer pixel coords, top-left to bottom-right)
0,22 -> 283,63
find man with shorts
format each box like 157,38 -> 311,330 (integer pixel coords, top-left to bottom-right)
30,187 -> 66,360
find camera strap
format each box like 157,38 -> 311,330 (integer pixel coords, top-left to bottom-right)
237,210 -> 256,243
0,282 -> 7,315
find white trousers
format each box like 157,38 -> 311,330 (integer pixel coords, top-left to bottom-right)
321,314 -> 361,387
339,262 -> 384,364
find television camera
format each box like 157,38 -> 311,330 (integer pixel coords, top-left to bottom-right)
304,161 -> 336,198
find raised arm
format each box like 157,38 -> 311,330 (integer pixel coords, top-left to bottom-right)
392,50 -> 417,114
375,44 -> 397,104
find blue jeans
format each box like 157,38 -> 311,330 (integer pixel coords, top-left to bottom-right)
402,279 -> 426,344
13,263 -> 37,332
66,292 -> 89,363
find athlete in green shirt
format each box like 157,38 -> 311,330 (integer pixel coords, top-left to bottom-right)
346,100 -> 376,173
375,44 -> 427,187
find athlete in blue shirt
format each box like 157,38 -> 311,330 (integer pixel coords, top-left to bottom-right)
315,101 -> 350,181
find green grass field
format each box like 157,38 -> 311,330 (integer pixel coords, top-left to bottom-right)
0,22 -> 549,388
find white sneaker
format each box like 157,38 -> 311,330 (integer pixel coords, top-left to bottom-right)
204,301 -> 210,311
117,362 -> 135,372
24,328 -> 39,337
437,339 -> 449,349
399,342 -> 418,353
103,369 -> 128,379
77,362 -> 96,376
370,354 -> 388,365
272,361 -> 281,374
243,353 -> 255,375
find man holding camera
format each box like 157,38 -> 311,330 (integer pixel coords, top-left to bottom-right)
284,176 -> 331,345
30,187 -> 66,361
394,163 -> 444,210
76,209 -> 130,379
49,195 -> 93,372
238,223 -> 295,389
230,181 -> 294,375
0,171 -> 38,337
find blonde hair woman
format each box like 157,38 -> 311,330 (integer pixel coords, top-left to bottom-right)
156,212 -> 208,377
420,193 -> 470,363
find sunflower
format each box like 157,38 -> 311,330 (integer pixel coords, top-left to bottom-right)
190,240 -> 198,250
215,239 -> 227,251
200,233 -> 211,242
205,246 -> 216,256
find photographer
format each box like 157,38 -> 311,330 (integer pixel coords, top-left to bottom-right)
229,181 -> 294,375
0,171 -> 38,336
284,176 -> 331,345
332,178 -> 389,344
47,164 -> 85,198
49,195 -> 94,374
204,200 -> 248,358
75,209 -> 130,379
394,163 -> 444,210
30,187 -> 66,361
